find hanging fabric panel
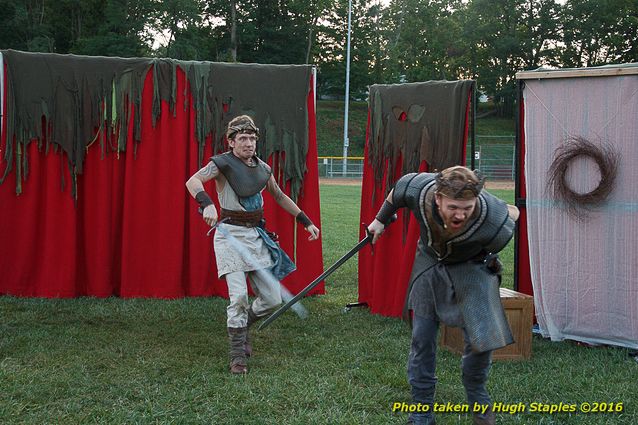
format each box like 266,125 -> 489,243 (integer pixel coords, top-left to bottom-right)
358,80 -> 473,317
0,51 -> 323,299
522,70 -> 638,348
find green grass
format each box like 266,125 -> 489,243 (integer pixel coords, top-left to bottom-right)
489,189 -> 515,289
475,117 -> 515,137
1,185 -> 636,424
316,101 -> 369,157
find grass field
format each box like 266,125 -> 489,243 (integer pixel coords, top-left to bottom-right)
1,184 -> 635,424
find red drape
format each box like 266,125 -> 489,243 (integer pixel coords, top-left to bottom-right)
357,93 -> 471,317
514,96 -> 533,296
0,66 -> 323,298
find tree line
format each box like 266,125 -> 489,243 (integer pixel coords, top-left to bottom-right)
1,0 -> 636,116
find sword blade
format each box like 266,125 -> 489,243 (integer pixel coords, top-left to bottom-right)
258,233 -> 372,330
215,223 -> 308,319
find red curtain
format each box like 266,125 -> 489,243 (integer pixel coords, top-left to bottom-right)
0,66 -> 323,299
514,96 -> 533,296
357,95 -> 470,317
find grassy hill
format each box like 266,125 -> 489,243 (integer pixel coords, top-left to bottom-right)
316,100 -> 369,157
315,100 -> 515,157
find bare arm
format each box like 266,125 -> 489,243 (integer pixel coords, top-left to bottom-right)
507,204 -> 520,222
186,161 -> 220,197
186,161 -> 220,226
266,176 -> 320,241
266,176 -> 301,215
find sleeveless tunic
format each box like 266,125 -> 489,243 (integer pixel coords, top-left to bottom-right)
213,182 -> 273,277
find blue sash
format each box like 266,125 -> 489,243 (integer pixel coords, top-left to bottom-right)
240,194 -> 296,280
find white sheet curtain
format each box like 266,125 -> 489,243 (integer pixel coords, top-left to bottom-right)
523,74 -> 638,349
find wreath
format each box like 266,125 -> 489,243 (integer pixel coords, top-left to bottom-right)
546,137 -> 619,218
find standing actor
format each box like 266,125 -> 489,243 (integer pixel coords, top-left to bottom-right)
367,166 -> 519,425
186,115 -> 320,374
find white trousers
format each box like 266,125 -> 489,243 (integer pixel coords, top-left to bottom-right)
225,270 -> 282,328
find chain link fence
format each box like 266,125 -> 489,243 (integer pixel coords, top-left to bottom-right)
468,136 -> 516,180
318,156 -> 365,178
318,135 -> 515,180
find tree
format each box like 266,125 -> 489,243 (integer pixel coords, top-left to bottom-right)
0,0 -> 101,53
313,0 -> 385,99
203,0 -> 335,64
2,0 -> 636,108
0,0 -> 157,57
560,0 -> 638,67
517,0 -> 562,68
458,0 -> 561,116
0,0 -> 39,51
72,0 -> 155,57
150,0 -> 209,59
382,0 -> 468,83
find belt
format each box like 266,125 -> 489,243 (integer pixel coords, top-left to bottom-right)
219,208 -> 264,227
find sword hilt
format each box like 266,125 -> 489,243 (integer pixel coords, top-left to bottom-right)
206,217 -> 230,236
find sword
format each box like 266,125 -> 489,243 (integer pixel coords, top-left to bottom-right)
257,234 -> 373,330
211,220 -> 308,319
258,214 -> 397,330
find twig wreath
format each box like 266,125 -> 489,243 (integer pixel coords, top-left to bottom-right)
546,136 -> 619,218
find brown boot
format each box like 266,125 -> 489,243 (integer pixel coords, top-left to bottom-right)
244,333 -> 253,358
228,327 -> 248,374
472,406 -> 495,425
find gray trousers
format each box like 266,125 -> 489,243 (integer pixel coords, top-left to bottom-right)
407,314 -> 492,424
225,270 -> 282,328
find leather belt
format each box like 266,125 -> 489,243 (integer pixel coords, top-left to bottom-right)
219,208 -> 264,227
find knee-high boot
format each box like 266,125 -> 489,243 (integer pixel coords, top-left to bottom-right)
228,327 -> 248,374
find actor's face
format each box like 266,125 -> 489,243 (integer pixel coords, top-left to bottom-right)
435,193 -> 477,232
229,132 -> 257,161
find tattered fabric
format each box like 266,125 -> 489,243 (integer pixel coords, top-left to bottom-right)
1,50 -> 311,200
359,80 -> 473,318
368,80 -> 474,192
0,61 -> 324,300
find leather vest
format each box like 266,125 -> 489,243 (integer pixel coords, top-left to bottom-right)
211,152 -> 272,198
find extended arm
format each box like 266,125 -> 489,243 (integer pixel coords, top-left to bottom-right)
367,189 -> 397,244
266,176 -> 320,241
186,161 -> 220,226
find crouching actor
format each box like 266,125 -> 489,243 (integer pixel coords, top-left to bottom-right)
367,166 -> 519,425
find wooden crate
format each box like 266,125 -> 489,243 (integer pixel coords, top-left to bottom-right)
440,288 -> 533,360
